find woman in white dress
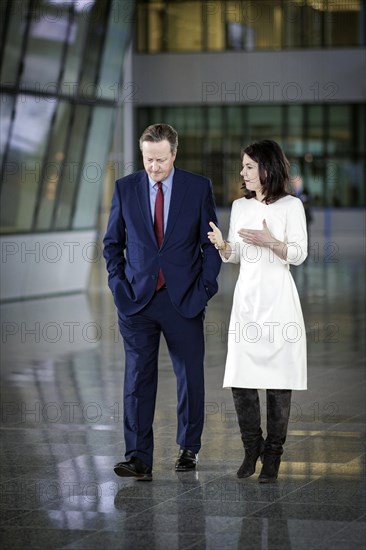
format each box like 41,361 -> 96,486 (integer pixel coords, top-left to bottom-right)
208,140 -> 307,483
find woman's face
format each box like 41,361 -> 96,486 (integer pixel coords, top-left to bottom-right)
240,153 -> 262,194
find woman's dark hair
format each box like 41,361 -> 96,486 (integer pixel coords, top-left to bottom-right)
241,140 -> 290,204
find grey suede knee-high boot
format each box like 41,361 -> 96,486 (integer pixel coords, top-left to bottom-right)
258,389 -> 292,483
232,388 -> 265,478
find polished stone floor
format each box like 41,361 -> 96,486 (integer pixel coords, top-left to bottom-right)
1,244 -> 365,549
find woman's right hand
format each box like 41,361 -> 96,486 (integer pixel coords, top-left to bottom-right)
208,222 -> 224,248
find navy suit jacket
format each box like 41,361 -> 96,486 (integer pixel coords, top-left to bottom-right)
103,167 -> 222,318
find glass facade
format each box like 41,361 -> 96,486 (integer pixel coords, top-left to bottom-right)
0,0 -> 133,234
137,104 -> 366,207
137,0 -> 365,53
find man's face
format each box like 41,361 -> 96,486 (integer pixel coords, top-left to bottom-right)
141,139 -> 176,182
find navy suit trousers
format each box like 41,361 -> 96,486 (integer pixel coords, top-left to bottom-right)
118,288 -> 205,467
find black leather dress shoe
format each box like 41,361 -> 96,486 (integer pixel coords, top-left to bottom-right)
175,449 -> 198,471
114,457 -> 152,481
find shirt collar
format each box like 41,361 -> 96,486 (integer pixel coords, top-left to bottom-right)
148,167 -> 175,190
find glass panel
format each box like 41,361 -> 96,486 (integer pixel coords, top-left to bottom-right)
224,107 -> 245,205
303,157 -> 325,206
226,110 -> 243,138
326,159 -> 346,207
35,101 -> 72,230
137,4 -> 147,52
247,105 -> 282,143
286,105 -> 304,155
206,1 -> 225,51
357,105 -> 365,155
78,0 -> 110,98
136,104 -> 363,208
225,153 -> 243,204
178,158 -> 204,180
0,95 -> 55,232
327,105 -> 351,155
136,107 -> 165,170
166,2 -> 202,51
54,105 -> 91,229
207,106 -> 222,133
205,152 -> 223,203
174,107 -> 204,156
61,3 -> 89,93
357,160 -> 366,206
0,95 -> 14,161
328,158 -> 364,207
0,0 -> 8,40
20,1 -> 70,89
98,0 -> 133,100
137,107 -> 157,139
303,3 -> 323,47
326,158 -> 365,207
283,1 -> 303,48
307,105 -> 324,155
1,0 -> 30,86
136,0 -> 363,52
226,1 -> 282,51
136,2 -> 167,53
324,2 -> 361,47
226,106 -> 246,150
73,106 -> 114,229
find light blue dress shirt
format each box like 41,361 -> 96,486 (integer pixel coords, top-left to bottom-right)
148,167 -> 174,233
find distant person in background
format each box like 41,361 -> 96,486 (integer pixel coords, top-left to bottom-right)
291,175 -> 313,241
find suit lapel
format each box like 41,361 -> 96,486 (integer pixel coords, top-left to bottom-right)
163,168 -> 190,247
135,172 -> 156,245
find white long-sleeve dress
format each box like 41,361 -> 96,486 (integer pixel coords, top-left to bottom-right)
221,195 -> 308,390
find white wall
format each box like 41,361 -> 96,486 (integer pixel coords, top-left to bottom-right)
0,230 -> 98,301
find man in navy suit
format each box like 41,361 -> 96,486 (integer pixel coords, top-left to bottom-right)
103,124 -> 221,480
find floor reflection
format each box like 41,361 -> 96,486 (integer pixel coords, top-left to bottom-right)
0,255 -> 365,549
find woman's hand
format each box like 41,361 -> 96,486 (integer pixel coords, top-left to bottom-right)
207,221 -> 224,248
238,219 -> 274,247
238,219 -> 287,260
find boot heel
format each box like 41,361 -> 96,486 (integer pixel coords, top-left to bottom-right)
237,456 -> 257,478
258,455 -> 281,483
237,436 -> 265,479
259,440 -> 265,463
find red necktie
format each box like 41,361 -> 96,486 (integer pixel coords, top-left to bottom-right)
154,182 -> 165,290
